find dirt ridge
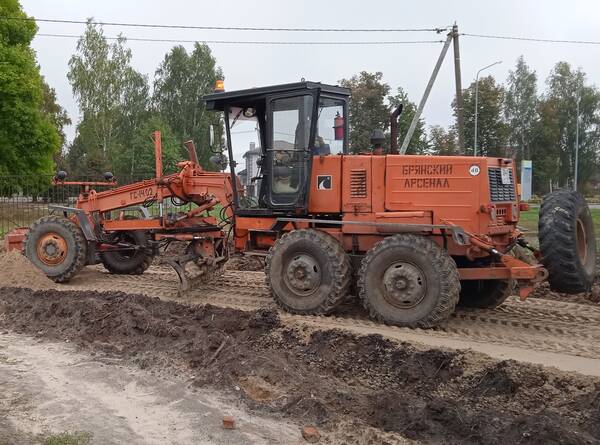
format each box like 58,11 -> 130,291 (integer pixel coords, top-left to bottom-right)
55,267 -> 600,363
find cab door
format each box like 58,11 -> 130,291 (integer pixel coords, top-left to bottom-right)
266,93 -> 316,212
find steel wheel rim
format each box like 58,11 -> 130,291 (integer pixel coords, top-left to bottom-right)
381,261 -> 427,309
284,253 -> 321,296
576,217 -> 588,264
36,232 -> 68,266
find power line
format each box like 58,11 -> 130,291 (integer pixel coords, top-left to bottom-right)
10,16 -> 600,46
462,32 -> 600,45
37,33 -> 445,45
2,17 -> 449,33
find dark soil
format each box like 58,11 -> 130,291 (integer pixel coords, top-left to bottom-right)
530,257 -> 600,306
1,287 -> 599,445
226,254 -> 265,272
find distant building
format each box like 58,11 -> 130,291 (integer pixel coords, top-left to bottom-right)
237,168 -> 247,188
242,142 -> 261,198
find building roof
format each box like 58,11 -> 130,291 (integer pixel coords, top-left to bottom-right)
243,149 -> 261,158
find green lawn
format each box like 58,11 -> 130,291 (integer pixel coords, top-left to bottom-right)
519,207 -> 600,234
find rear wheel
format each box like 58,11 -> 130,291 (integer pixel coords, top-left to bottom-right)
457,279 -> 514,308
358,234 -> 459,328
100,230 -> 152,275
23,215 -> 87,282
265,229 -> 351,315
539,190 -> 596,293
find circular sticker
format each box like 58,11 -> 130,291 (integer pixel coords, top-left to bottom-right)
469,165 -> 481,176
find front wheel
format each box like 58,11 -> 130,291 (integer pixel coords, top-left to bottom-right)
23,215 -> 87,282
265,229 -> 352,315
539,190 -> 596,293
358,234 -> 460,328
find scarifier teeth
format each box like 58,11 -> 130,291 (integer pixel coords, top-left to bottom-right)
168,257 -> 220,297
182,261 -> 210,291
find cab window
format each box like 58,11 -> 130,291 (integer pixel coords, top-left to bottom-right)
315,97 -> 345,155
270,95 -> 313,206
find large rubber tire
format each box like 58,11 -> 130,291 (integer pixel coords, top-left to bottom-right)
539,190 -> 596,293
457,279 -> 514,308
100,230 -> 152,275
23,215 -> 87,283
358,234 -> 460,328
265,229 -> 351,315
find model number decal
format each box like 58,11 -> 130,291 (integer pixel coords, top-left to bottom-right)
130,187 -> 155,200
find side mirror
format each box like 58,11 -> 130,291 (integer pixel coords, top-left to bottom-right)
209,125 -> 215,147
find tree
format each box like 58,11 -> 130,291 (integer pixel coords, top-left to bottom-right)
112,115 -> 180,178
41,78 -> 71,167
0,0 -> 61,180
429,125 -> 459,155
529,99 -> 561,193
339,71 -> 391,152
530,62 -> 600,190
67,21 -> 150,176
505,56 -> 538,161
455,76 -> 508,156
388,87 -> 428,154
153,43 -> 223,168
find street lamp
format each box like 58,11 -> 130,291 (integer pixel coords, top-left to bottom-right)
474,60 -> 502,156
574,94 -> 581,191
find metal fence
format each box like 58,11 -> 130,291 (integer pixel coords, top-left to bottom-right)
0,173 -> 195,237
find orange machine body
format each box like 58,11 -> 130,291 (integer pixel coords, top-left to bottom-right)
236,154 -> 518,252
233,153 -> 543,296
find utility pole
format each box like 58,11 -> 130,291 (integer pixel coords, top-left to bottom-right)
452,23 -> 464,150
400,31 -> 453,154
574,95 -> 580,191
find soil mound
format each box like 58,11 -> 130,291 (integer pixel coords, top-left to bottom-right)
0,251 -> 55,290
1,287 -> 599,444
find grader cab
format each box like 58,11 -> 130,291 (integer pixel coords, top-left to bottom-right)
17,81 -> 596,328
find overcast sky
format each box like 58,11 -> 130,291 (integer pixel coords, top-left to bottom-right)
20,0 -> 600,152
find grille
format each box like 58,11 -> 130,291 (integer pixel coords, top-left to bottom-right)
488,167 -> 516,202
349,169 -> 367,198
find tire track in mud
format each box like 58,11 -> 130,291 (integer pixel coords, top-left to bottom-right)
60,266 -> 600,361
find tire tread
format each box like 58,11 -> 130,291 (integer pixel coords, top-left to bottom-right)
265,229 -> 351,315
539,190 -> 596,293
357,234 -> 460,328
23,215 -> 87,283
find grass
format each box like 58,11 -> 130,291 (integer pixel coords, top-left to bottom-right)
519,208 -> 600,234
41,432 -> 93,445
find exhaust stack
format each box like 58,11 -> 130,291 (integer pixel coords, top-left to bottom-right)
389,105 -> 403,154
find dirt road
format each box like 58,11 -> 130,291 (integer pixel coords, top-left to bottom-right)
58,266 -> 600,376
0,332 -> 302,445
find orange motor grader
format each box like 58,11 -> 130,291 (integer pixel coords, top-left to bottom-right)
19,81 -> 596,328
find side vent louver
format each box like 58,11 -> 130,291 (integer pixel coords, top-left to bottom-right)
350,169 -> 367,198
